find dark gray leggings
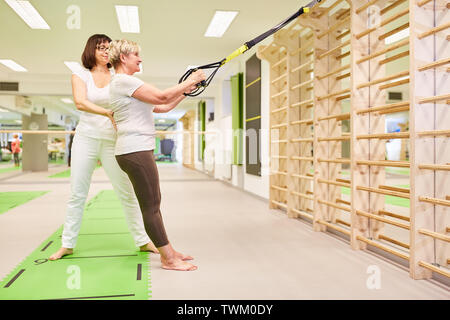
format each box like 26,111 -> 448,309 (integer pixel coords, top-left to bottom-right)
116,150 -> 169,247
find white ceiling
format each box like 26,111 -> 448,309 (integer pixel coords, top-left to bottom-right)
0,0 -> 310,121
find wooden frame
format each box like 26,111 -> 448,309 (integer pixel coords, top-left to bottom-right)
258,0 -> 449,281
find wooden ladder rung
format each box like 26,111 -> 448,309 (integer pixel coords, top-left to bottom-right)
271,185 -> 288,192
271,140 -> 288,143
291,173 -> 314,180
417,0 -> 433,7
271,57 -> 287,69
318,40 -> 351,60
318,112 -> 350,122
318,136 -> 351,142
318,199 -> 351,212
419,93 -> 450,104
356,209 -> 410,230
379,22 -> 409,41
271,200 -> 288,209
356,132 -> 410,140
418,229 -> 450,243
291,60 -> 313,73
356,185 -> 410,199
271,106 -> 288,113
317,64 -> 350,80
271,171 -> 288,176
379,185 -> 410,194
318,178 -> 350,188
357,235 -> 409,260
357,39 -> 409,64
336,219 -> 351,227
336,29 -> 350,40
317,88 -> 351,101
318,158 -> 351,164
418,164 -> 450,171
381,0 -> 407,15
271,90 -> 287,99
291,138 -> 314,143
356,0 -> 381,14
378,209 -> 410,222
418,57 -> 450,72
418,22 -> 450,40
336,198 -> 351,206
291,79 -> 313,91
356,101 -> 410,115
418,261 -> 450,278
317,16 -> 350,39
356,160 -> 410,168
291,191 -> 314,200
419,196 -> 450,207
290,119 -> 313,125
271,73 -> 287,84
356,8 -> 409,40
291,99 -> 314,108
417,130 -> 450,137
270,123 -> 288,129
380,50 -> 410,65
357,71 -> 409,89
379,78 -> 410,90
318,220 -> 351,236
291,207 -> 313,220
291,156 -> 314,162
378,234 -> 410,249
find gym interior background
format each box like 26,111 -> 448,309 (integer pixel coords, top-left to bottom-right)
0,0 -> 449,300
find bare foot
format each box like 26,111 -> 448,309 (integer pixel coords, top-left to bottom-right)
161,258 -> 197,271
140,243 -> 159,254
49,247 -> 73,260
174,251 -> 193,261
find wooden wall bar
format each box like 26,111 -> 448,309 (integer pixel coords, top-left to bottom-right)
257,0 -> 449,280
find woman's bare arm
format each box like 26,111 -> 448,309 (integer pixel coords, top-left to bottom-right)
131,70 -> 206,105
153,95 -> 186,113
72,74 -> 117,130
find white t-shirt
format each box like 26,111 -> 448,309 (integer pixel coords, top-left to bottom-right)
72,68 -> 116,141
109,73 -> 156,155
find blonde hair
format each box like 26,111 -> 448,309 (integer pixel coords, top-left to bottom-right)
108,39 -> 141,68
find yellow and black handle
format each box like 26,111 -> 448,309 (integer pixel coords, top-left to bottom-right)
180,0 -> 321,97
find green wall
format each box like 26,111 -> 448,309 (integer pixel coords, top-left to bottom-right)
231,73 -> 244,165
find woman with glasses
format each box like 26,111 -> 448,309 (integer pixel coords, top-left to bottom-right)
108,39 -> 206,271
50,34 -> 158,260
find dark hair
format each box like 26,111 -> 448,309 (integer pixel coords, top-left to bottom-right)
81,34 -> 112,70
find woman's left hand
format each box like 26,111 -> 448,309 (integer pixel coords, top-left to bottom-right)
106,110 -> 117,131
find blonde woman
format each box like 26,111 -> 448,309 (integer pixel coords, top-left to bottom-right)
108,39 -> 205,271
50,34 -> 158,260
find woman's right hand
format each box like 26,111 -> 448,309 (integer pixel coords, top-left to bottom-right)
186,70 -> 207,92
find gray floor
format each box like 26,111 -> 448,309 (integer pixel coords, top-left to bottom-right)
0,163 -> 449,299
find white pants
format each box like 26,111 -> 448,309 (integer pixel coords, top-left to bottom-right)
61,133 -> 150,248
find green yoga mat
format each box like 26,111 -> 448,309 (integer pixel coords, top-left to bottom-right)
0,190 -> 151,300
49,169 -> 71,178
0,166 -> 21,174
49,164 -> 102,178
0,191 -> 48,215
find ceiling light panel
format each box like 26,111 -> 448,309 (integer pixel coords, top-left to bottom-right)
204,11 -> 238,38
115,5 -> 140,33
5,0 -> 50,29
0,59 -> 27,72
64,61 -> 83,73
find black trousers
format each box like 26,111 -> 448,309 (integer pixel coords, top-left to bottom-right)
116,150 -> 169,247
13,153 -> 20,166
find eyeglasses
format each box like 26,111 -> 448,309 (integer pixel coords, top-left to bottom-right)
96,45 -> 109,52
